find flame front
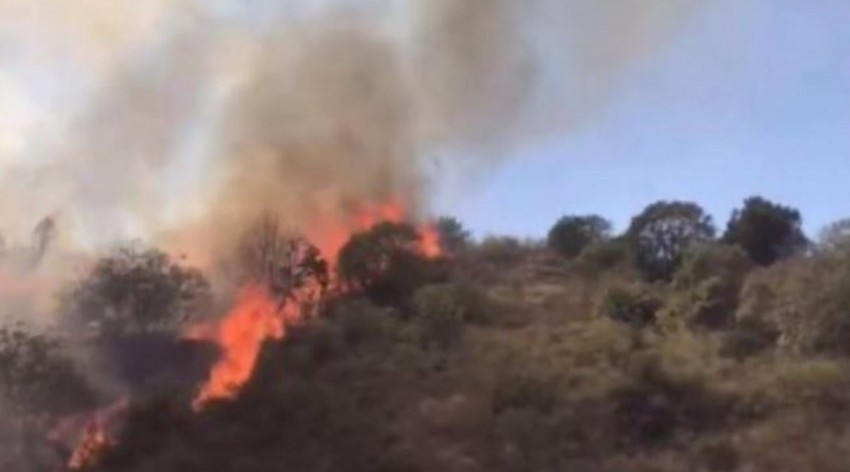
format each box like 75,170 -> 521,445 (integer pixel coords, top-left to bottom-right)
191,284 -> 289,410
189,200 -> 440,410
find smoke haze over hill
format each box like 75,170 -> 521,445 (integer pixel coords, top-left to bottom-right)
0,0 -> 697,255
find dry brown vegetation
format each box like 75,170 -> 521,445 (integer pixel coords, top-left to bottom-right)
4,198 -> 850,472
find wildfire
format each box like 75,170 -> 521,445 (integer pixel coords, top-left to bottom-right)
418,224 -> 442,259
190,284 -> 293,410
189,200 -> 440,409
67,420 -> 108,470
63,398 -> 129,470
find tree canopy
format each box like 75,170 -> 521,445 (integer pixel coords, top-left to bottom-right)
627,201 -> 716,281
547,214 -> 612,259
435,216 -> 471,255
337,221 -> 443,306
723,196 -> 808,266
61,245 -> 210,337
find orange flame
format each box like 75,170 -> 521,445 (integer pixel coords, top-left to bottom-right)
190,200 -> 440,410
64,398 -> 129,470
418,223 -> 442,259
68,420 -> 108,470
191,284 -> 299,410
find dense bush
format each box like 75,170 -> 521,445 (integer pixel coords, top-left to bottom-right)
547,215 -> 612,259
722,316 -> 780,359
11,206 -> 850,472
611,362 -> 733,449
577,238 -> 631,272
412,284 -> 467,350
599,284 -> 662,328
735,252 -> 850,356
665,246 -> 752,329
673,245 -> 752,291
477,236 -> 529,268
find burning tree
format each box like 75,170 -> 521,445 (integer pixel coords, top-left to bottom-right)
337,221 -> 446,306
190,210 -> 442,409
235,213 -> 329,300
189,214 -> 334,409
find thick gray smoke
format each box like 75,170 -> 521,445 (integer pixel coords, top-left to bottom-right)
0,0 -> 699,262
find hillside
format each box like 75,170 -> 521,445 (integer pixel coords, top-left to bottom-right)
5,201 -> 850,472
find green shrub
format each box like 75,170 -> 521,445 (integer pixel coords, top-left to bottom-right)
577,239 -> 631,274
665,245 -> 752,329
722,316 -> 780,359
673,245 -> 752,291
611,362 -> 733,449
477,237 -> 527,268
736,254 -> 850,356
412,284 -> 466,350
673,276 -> 738,329
731,413 -> 850,472
492,372 -> 559,414
769,359 -> 850,407
599,285 -> 662,328
330,299 -> 400,346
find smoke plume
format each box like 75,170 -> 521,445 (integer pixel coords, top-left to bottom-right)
0,0 -> 699,264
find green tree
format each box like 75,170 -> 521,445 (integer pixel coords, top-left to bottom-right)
723,196 -> 808,266
435,216 -> 471,255
62,245 -> 210,337
547,215 -> 612,259
338,221 -> 443,306
626,201 -> 716,281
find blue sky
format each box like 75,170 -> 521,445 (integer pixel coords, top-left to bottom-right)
438,0 -> 850,239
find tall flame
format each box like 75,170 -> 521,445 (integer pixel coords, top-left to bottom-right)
190,201 -> 440,410
190,284 -> 300,410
